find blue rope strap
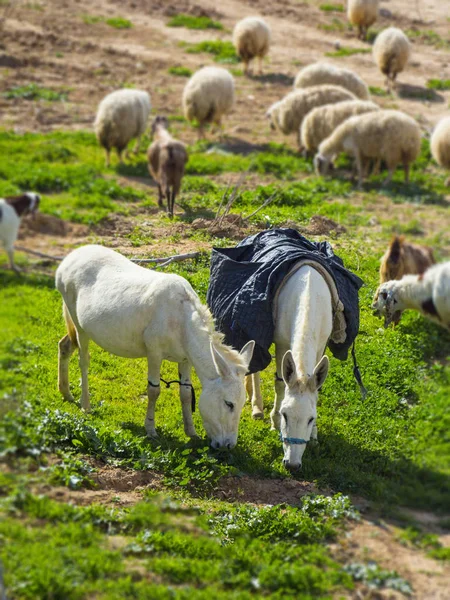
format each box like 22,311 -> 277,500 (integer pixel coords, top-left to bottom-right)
280,433 -> 308,445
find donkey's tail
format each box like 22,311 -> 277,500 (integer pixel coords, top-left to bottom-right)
63,302 -> 79,347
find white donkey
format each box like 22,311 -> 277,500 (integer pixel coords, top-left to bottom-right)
56,245 -> 254,449
246,265 -> 332,470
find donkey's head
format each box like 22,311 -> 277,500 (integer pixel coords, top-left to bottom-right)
199,340 -> 255,450
279,351 -> 329,471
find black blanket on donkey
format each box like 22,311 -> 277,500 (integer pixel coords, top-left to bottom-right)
206,228 -> 364,374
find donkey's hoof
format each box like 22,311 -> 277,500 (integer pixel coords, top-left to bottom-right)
252,410 -> 264,420
145,427 -> 158,439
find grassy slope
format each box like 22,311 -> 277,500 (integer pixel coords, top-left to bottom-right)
1,130 -> 450,598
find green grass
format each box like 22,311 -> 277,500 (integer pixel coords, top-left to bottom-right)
319,3 -> 344,12
406,28 -> 450,50
369,86 -> 389,97
106,17 -> 133,29
167,14 -> 223,30
325,46 -> 371,57
2,84 -> 68,102
182,40 -> 240,64
81,14 -> 104,24
318,18 -> 348,33
427,79 -> 450,91
168,66 -> 193,77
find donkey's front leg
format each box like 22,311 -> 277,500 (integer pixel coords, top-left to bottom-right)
249,373 -> 264,419
58,334 -> 76,402
270,348 -> 287,431
178,361 -> 197,438
78,334 -> 91,412
145,360 -> 162,438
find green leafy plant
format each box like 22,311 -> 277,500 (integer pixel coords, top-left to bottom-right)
427,79 -> 450,91
319,3 -> 344,12
183,40 -> 239,64
168,66 -> 193,77
105,17 -> 132,29
3,84 -> 68,102
325,46 -> 371,57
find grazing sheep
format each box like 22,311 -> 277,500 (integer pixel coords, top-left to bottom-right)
314,110 -> 421,189
266,85 -> 356,148
379,235 -> 435,284
347,0 -> 379,40
0,192 -> 40,273
94,89 -> 151,167
430,116 -> 450,185
182,67 -> 235,138
373,27 -> 411,92
147,116 -> 188,218
294,63 -> 370,100
300,99 -> 380,155
372,261 -> 450,330
232,17 -> 271,76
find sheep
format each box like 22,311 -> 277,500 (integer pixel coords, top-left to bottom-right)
94,89 -> 151,167
0,192 -> 40,273
300,99 -> 380,155
294,63 -> 370,100
430,116 -> 450,185
232,17 -> 271,76
373,27 -> 411,92
379,235 -> 435,284
182,67 -> 235,138
347,0 -> 379,40
372,261 -> 450,330
314,110 -> 421,189
147,116 -> 188,218
266,85 -> 356,148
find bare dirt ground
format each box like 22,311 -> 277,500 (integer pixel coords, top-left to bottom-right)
2,1 -> 450,596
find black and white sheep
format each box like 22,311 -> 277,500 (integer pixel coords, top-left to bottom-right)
0,192 -> 40,273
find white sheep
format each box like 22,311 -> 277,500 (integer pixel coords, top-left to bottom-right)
94,89 -> 151,167
182,67 -> 235,138
314,109 -> 421,189
430,116 -> 450,185
232,17 -> 271,76
294,63 -> 370,100
347,0 -> 379,40
0,192 -> 40,273
372,261 -> 450,330
373,27 -> 411,92
266,85 -> 356,148
300,99 -> 380,155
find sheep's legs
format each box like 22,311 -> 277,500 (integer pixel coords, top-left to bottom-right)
404,162 -> 410,183
257,57 -> 263,76
198,124 -> 205,140
249,373 -> 264,419
178,361 -> 197,438
133,136 -> 142,154
105,149 -> 111,168
382,168 -> 394,187
157,184 -> 164,208
145,358 -> 162,438
7,248 -> 20,274
78,335 -> 91,412
354,150 -> 364,190
243,60 -> 249,76
166,185 -> 173,218
58,334 -> 76,402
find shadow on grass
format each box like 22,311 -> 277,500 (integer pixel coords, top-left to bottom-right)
398,83 -> 445,103
248,72 -> 294,86
177,202 -> 216,222
397,315 -> 450,363
115,161 -> 150,179
208,137 -> 300,157
0,269 -> 55,290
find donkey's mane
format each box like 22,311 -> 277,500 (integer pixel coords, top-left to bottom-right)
193,296 -> 248,370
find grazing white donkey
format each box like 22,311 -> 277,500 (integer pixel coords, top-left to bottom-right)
247,265 -> 332,470
56,245 -> 254,449
372,261 -> 450,330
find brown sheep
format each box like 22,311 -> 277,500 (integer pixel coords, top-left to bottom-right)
147,116 -> 188,218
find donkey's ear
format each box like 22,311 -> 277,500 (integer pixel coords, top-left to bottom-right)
211,342 -> 232,379
312,355 -> 329,390
239,340 -> 255,372
281,350 -> 298,387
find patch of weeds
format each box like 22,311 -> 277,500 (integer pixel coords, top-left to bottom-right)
167,14 -> 223,30
230,67 -> 244,77
325,46 -> 371,57
318,17 -> 347,32
184,40 -> 239,64
168,66 -> 193,77
397,526 -> 440,550
427,79 -> 450,91
319,3 -> 344,12
344,562 -> 413,595
369,86 -> 389,97
105,17 -> 132,29
3,84 -> 68,102
44,454 -> 96,490
406,28 -> 450,49
428,547 -> 450,561
81,14 -> 104,24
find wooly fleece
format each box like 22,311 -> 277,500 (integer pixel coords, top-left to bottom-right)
182,67 -> 235,125
294,63 -> 370,100
317,109 -> 421,173
430,116 -> 450,170
268,85 -> 356,136
373,27 -> 411,79
94,89 -> 151,152
347,0 -> 379,29
301,100 -> 380,153
232,17 -> 270,61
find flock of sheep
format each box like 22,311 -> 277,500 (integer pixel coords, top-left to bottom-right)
93,9 -> 450,212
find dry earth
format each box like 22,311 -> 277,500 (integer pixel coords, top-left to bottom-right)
1,0 -> 450,597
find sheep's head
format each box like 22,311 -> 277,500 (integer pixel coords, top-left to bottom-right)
372,282 -> 403,327
6,192 -> 40,218
266,101 -> 281,131
151,115 -> 169,136
314,153 -> 332,176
